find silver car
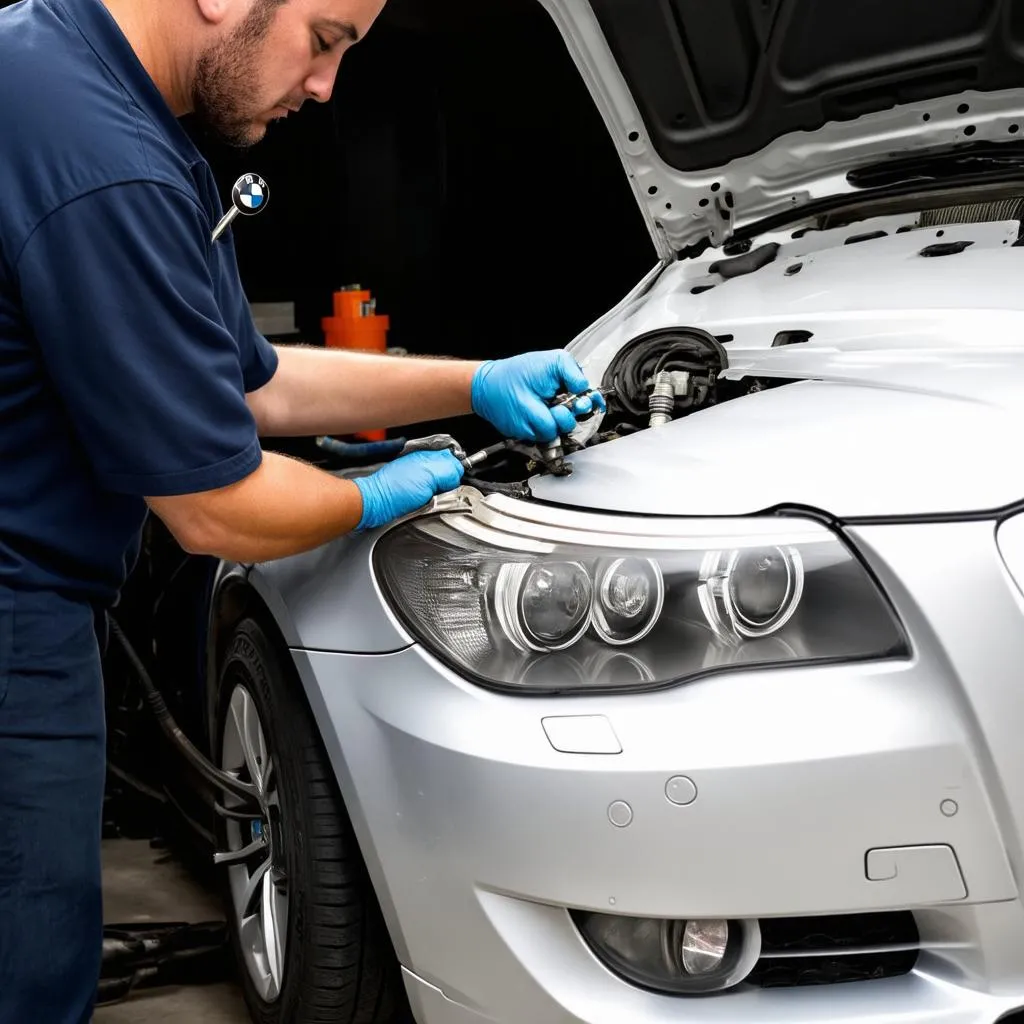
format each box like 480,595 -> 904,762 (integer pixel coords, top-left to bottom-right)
198,2 -> 1024,1022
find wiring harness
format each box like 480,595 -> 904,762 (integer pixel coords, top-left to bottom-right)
603,327 -> 728,421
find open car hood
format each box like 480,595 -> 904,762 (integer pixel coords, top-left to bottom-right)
537,0 -> 1024,257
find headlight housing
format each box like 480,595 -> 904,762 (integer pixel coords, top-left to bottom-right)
373,495 -> 908,694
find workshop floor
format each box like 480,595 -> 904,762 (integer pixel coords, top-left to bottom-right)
95,838 -> 250,1023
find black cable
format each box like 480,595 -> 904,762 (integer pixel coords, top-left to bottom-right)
463,476 -> 530,498
604,327 -> 728,419
108,617 -> 261,810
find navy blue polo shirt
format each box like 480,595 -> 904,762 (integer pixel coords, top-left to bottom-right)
0,0 -> 279,604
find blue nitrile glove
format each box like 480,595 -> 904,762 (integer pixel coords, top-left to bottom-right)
353,450 -> 465,531
470,350 -> 606,442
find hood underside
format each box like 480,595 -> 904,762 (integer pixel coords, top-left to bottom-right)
588,0 -> 1024,173
538,0 -> 1024,254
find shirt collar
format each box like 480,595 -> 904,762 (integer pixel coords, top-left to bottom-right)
54,0 -> 200,161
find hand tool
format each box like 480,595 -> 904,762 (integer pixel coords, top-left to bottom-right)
548,385 -> 615,421
455,386 -> 617,476
536,386 -> 616,474
398,433 -> 505,471
319,386 -> 617,476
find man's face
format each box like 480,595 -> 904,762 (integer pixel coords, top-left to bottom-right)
192,0 -> 384,148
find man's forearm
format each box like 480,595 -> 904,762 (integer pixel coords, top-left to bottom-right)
248,344 -> 482,437
147,451 -> 364,562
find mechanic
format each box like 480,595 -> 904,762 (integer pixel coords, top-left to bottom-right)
0,0 -> 601,1019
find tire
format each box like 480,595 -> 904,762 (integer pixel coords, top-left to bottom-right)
215,616 -> 407,1024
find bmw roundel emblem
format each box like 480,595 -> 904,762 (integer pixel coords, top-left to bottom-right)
231,173 -> 270,216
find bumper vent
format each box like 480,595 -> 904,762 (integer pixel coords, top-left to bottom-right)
747,911 -> 919,989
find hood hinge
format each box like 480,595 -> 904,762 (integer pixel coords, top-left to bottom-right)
706,194 -> 735,248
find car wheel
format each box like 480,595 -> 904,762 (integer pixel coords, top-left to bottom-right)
216,616 -> 406,1023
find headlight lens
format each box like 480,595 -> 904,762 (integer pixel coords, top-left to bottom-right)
699,546 -> 804,640
373,508 -> 907,693
496,561 -> 592,651
592,557 -> 664,645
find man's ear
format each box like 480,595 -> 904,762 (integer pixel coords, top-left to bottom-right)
195,0 -> 234,27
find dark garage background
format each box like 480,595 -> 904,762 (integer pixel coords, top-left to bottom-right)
190,0 -> 653,373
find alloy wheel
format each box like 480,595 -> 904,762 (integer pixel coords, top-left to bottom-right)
219,681 -> 289,1002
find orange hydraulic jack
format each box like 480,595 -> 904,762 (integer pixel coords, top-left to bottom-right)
322,285 -> 390,441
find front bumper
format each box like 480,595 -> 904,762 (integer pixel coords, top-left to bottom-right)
291,518 -> 1024,1024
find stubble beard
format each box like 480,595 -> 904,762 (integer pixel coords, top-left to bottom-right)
191,0 -> 281,149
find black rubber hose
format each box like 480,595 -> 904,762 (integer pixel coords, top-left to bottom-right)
108,617 -> 261,809
604,327 -> 727,419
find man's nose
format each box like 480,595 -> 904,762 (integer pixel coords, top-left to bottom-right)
304,63 -> 339,104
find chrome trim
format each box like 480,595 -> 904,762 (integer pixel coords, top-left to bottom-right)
759,941 -> 941,959
432,489 -> 833,553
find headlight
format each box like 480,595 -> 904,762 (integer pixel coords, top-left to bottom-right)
373,497 -> 908,694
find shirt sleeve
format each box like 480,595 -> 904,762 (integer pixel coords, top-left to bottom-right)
241,320 -> 279,394
17,180 -> 266,497
214,235 -> 279,394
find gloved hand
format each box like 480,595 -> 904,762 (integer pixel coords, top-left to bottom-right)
471,350 -> 606,442
353,450 -> 464,531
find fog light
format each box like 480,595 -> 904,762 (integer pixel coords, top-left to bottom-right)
681,919 -> 728,974
574,911 -> 761,994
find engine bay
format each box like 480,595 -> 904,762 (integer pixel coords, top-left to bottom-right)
468,189 -> 1024,494
313,188 -> 1024,501
451,326 -> 793,495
